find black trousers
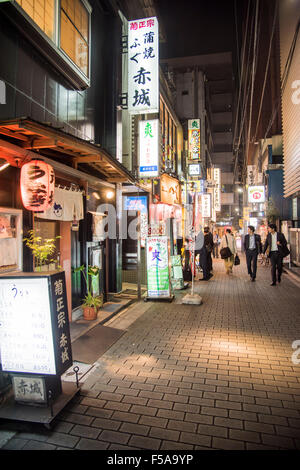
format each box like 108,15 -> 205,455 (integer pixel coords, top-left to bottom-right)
207,252 -> 213,272
270,251 -> 283,283
246,249 -> 258,279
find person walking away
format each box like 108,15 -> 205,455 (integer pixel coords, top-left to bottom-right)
263,224 -> 288,286
220,228 -> 237,275
213,231 -> 219,258
204,227 -> 214,273
244,225 -> 262,281
195,229 -> 212,281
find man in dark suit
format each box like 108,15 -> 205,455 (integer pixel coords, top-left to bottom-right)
244,225 -> 262,282
263,223 -> 288,286
204,227 -> 214,273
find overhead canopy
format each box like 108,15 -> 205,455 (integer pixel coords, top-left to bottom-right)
0,118 -> 134,183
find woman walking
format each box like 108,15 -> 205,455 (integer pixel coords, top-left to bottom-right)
220,228 -> 237,274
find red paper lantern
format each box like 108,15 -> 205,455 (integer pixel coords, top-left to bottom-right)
20,160 -> 55,212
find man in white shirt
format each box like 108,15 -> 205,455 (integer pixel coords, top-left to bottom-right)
244,225 -> 262,281
263,224 -> 288,286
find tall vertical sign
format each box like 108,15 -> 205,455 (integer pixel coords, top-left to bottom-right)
202,194 -> 211,218
213,168 -> 221,212
139,119 -> 159,177
188,119 -> 201,160
128,17 -> 159,115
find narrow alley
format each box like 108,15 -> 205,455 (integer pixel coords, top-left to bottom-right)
1,257 -> 300,451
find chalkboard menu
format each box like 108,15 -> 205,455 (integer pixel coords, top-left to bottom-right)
0,271 -> 72,376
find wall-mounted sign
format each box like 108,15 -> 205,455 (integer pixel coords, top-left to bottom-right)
247,165 -> 257,186
0,272 -> 72,376
124,196 -> 147,213
128,17 -> 159,114
202,193 -> 211,218
213,168 -> 221,212
124,196 -> 148,248
160,174 -> 181,205
248,185 -> 265,203
20,160 -> 55,212
146,236 -> 171,298
139,119 -> 159,178
188,119 -> 200,160
188,163 -> 201,176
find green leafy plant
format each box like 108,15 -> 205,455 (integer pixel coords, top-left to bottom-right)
74,265 -> 103,309
23,229 -> 61,270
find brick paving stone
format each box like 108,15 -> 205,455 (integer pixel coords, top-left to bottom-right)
120,422 -> 150,436
180,432 -> 211,448
3,438 -> 28,450
212,437 -> 245,450
76,438 -> 109,450
22,440 -> 57,450
111,411 -> 141,424
99,430 -> 130,445
128,434 -> 161,450
91,418 -> 121,431
85,407 -> 113,419
213,417 -> 243,430
139,415 -> 168,428
160,440 -> 194,450
46,432 -> 80,448
167,420 -> 197,433
149,427 -> 180,442
60,411 -> 94,426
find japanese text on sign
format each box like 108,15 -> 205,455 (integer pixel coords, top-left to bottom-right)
128,17 -> 159,114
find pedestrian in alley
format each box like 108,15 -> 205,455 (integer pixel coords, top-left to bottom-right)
195,229 -> 212,281
204,226 -> 214,273
244,225 -> 262,282
213,230 -> 219,258
263,223 -> 288,286
220,228 -> 237,275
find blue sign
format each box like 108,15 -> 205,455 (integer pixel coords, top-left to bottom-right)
124,196 -> 148,213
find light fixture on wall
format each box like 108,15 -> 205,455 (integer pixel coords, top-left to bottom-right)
92,192 -> 100,200
0,158 -> 10,172
106,190 -> 114,200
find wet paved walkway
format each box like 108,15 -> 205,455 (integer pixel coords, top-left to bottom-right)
1,256 -> 300,450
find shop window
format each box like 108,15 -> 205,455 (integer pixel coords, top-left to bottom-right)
14,0 -> 91,85
60,0 -> 89,77
16,0 -> 56,41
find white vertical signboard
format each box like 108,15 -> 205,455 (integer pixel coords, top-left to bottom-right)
139,119 -> 159,178
128,17 -> 159,114
213,168 -> 221,212
202,194 -> 211,218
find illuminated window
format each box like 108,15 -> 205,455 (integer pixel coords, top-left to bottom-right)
16,0 -> 56,41
60,0 -> 89,77
15,0 -> 90,79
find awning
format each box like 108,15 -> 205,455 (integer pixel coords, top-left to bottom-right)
0,118 -> 134,183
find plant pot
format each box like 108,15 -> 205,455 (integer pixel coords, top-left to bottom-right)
83,306 -> 98,321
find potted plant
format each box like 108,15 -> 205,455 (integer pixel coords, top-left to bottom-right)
74,264 -> 103,320
23,229 -> 61,272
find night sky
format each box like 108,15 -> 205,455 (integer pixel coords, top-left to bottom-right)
154,0 -> 239,60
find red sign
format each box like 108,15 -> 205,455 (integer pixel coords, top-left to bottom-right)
21,160 -> 55,212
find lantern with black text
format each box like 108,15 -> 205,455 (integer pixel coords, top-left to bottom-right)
21,160 -> 55,212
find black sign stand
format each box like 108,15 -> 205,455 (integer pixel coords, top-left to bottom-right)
0,271 -> 80,429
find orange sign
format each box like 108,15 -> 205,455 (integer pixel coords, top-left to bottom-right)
160,174 -> 181,205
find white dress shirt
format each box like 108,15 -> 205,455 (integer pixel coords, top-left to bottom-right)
249,234 -> 256,250
271,232 -> 278,251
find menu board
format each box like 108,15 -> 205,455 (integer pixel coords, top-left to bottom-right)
0,272 -> 72,376
146,236 -> 171,298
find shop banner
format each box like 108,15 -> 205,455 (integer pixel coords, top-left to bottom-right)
128,17 -> 159,114
146,236 -> 171,298
171,255 -> 184,290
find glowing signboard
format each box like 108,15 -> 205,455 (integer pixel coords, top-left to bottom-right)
0,272 -> 72,376
248,186 -> 265,203
188,119 -> 200,160
128,17 -> 159,114
139,119 -> 159,177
